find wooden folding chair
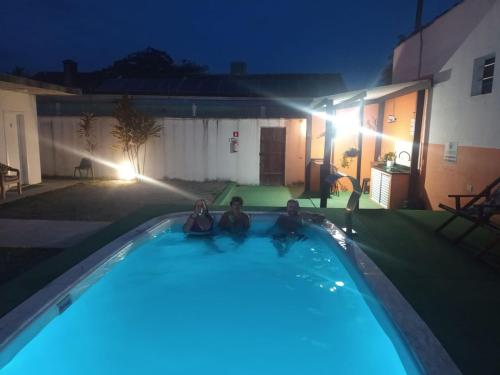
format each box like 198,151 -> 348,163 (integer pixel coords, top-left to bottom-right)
436,177 -> 500,257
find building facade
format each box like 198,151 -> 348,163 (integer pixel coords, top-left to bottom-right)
0,74 -> 77,186
393,0 -> 500,208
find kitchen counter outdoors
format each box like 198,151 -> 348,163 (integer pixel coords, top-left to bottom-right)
372,164 -> 410,175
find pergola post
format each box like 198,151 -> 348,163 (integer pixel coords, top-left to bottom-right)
304,114 -> 313,192
408,89 -> 426,208
374,101 -> 385,161
355,99 -> 365,209
320,102 -> 335,208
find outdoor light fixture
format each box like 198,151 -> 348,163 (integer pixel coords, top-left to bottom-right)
118,162 -> 136,180
387,115 -> 397,123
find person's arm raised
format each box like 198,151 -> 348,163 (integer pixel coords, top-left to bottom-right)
183,213 -> 197,233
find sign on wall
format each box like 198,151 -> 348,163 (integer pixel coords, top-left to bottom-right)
443,141 -> 458,162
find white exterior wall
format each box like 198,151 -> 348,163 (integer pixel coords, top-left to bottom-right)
428,1 -> 500,147
392,0 -> 496,83
391,0 -> 500,209
0,88 -> 42,184
38,117 -> 306,185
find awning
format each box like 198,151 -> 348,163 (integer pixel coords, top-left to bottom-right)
311,79 -> 431,110
0,74 -> 80,96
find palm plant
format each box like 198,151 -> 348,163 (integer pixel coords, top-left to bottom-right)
112,96 -> 161,176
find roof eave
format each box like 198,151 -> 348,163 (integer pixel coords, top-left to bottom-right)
0,74 -> 81,96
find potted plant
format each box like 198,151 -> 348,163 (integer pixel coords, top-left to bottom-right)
383,152 -> 396,168
341,147 -> 359,168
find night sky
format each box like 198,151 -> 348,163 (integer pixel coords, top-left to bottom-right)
1,0 -> 458,88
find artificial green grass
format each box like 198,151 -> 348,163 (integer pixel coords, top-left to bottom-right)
217,184 -> 382,209
212,182 -> 237,205
346,210 -> 500,375
0,206 -> 499,374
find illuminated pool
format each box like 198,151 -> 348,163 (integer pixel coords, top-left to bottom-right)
0,214 -> 423,374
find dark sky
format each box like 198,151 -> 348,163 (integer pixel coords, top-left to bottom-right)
1,0 -> 458,88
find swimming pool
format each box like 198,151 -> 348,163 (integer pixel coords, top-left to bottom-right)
0,213 -> 446,374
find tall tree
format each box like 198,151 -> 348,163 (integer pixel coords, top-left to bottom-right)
102,47 -> 208,79
10,66 -> 28,77
112,96 -> 162,176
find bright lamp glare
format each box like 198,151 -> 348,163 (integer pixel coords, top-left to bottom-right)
333,110 -> 360,138
118,162 -> 136,180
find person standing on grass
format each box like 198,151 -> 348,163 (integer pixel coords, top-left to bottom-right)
183,199 -> 214,234
218,196 -> 250,233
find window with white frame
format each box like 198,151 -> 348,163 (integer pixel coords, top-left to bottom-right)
471,54 -> 495,95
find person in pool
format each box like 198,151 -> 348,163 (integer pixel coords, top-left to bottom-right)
272,199 -> 325,256
183,199 -> 214,234
218,196 -> 250,233
275,199 -> 325,231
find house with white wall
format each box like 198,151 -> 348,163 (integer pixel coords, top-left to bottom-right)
393,0 -> 500,209
36,70 -> 346,186
0,74 -> 78,187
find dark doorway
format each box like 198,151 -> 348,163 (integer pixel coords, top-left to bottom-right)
259,127 -> 286,185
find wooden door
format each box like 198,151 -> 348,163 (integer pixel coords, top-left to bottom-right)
259,127 -> 286,185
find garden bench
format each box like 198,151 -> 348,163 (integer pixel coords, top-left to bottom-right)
0,163 -> 22,200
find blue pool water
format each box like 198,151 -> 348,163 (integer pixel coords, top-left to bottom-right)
1,216 -> 421,374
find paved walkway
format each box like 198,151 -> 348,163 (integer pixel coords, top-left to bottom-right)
0,219 -> 110,248
0,179 -> 79,205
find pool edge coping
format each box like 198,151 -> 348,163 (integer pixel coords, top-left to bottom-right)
0,211 -> 461,374
343,236 -> 461,375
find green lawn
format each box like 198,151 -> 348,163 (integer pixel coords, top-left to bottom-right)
1,204 -> 499,374
215,184 -> 382,209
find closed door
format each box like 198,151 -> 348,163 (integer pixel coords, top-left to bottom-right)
3,112 -> 21,171
259,127 -> 286,185
17,114 -> 29,183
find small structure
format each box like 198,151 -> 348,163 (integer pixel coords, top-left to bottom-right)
309,80 -> 430,209
36,67 -> 346,185
0,74 -> 79,188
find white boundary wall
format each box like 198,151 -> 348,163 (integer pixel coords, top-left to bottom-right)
38,117 -> 306,185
